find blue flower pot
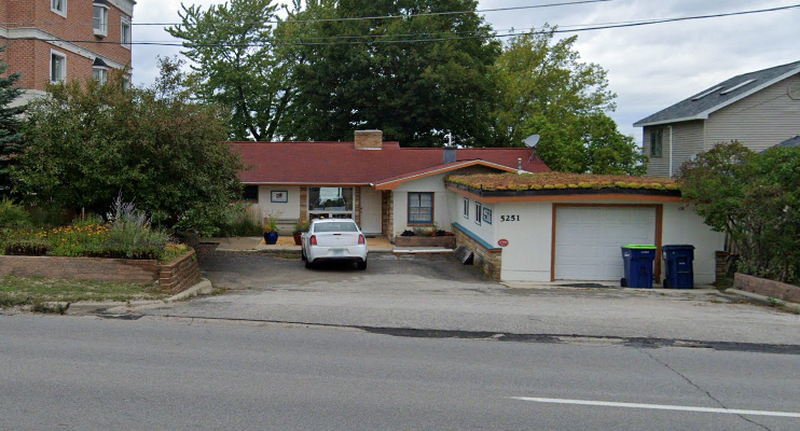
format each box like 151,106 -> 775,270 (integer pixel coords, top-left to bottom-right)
264,231 -> 279,245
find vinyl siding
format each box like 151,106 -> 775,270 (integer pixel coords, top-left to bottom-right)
644,121 -> 705,177
704,74 -> 800,152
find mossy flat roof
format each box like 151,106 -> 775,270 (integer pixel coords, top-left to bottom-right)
446,172 -> 679,192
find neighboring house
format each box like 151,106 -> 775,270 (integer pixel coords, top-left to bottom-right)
0,0 -> 135,104
232,130 -> 549,237
634,60 -> 800,177
232,130 -> 724,285
775,135 -> 800,148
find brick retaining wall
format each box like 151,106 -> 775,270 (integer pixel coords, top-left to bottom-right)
158,251 -> 201,293
452,224 -> 502,280
0,250 -> 200,293
734,273 -> 800,303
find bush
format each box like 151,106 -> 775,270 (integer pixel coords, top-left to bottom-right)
0,199 -> 29,228
679,143 -> 800,284
212,203 -> 262,237
4,239 -> 50,256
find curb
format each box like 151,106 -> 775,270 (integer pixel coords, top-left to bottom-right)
165,278 -> 214,303
727,288 -> 800,313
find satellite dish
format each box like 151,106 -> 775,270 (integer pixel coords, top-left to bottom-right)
523,134 -> 540,148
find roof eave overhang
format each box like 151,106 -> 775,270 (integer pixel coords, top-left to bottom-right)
240,181 -> 371,186
446,184 -> 683,203
633,115 -> 707,127
373,160 -> 520,190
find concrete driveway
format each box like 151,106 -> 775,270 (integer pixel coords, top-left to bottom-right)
138,251 -> 800,346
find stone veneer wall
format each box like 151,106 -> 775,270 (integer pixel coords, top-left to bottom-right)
0,251 -> 200,293
452,224 -> 502,280
299,186 -> 308,221
715,251 -> 731,282
381,190 -> 393,239
734,273 -> 800,303
354,187 -> 362,225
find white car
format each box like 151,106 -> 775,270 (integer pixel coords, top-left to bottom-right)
301,218 -> 368,270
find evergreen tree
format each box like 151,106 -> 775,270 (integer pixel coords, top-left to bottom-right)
0,46 -> 25,196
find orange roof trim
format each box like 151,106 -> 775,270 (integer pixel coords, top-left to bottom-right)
372,160 -> 520,190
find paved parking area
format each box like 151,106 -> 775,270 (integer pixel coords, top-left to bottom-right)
138,251 -> 800,345
197,250 -> 487,291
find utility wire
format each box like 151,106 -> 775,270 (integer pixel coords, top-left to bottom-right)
3,3 -> 798,47
0,0 -> 612,27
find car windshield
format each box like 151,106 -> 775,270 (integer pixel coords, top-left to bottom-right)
314,222 -> 358,233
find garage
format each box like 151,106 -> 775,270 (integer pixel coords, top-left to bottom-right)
554,205 -> 657,281
445,173 -> 726,284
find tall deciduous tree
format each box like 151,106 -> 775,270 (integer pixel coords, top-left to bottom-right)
491,27 -> 644,174
0,46 -> 25,196
282,0 -> 500,147
167,0 -> 294,141
12,67 -> 242,236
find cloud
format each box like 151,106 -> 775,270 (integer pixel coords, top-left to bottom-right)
131,0 -> 800,142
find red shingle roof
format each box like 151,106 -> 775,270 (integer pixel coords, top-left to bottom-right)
231,141 -> 550,185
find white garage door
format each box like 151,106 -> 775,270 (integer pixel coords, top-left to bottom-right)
555,206 -> 655,281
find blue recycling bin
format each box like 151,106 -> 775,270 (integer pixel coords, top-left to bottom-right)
621,244 -> 656,288
662,245 -> 695,289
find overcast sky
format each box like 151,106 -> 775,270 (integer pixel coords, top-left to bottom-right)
131,0 -> 800,142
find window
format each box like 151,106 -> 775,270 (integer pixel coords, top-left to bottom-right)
462,197 -> 469,219
474,203 -> 482,226
242,185 -> 258,201
120,17 -> 132,49
650,128 -> 663,158
482,207 -> 493,225
50,51 -> 66,83
93,67 -> 108,85
309,187 -> 353,212
51,0 -> 67,16
93,5 -> 108,36
407,192 -> 434,224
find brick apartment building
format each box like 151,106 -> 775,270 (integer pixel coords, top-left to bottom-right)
0,0 -> 135,103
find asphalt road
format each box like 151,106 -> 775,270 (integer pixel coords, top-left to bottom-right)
1,314 -> 799,430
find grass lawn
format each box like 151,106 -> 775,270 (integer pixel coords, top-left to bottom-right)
0,275 -> 172,308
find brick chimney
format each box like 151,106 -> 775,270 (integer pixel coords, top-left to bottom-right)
354,130 -> 383,150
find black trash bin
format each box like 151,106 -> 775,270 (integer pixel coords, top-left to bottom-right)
621,244 -> 656,288
662,245 -> 695,289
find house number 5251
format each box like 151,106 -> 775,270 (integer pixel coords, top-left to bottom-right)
500,215 -> 520,222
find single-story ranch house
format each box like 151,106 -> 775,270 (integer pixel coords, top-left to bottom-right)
232,130 -> 724,284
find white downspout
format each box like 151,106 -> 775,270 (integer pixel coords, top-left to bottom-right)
667,125 -> 674,177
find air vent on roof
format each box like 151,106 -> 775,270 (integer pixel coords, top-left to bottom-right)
691,86 -> 723,101
720,79 -> 756,95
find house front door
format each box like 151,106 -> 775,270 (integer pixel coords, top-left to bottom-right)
360,187 -> 383,235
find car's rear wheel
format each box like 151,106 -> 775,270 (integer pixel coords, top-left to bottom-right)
305,259 -> 313,269
301,248 -> 306,261
356,260 -> 367,270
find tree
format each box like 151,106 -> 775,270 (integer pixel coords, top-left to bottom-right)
167,0 -> 294,141
490,27 -> 644,174
11,66 -> 242,236
282,0 -> 500,147
0,46 -> 25,196
679,141 -> 800,284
